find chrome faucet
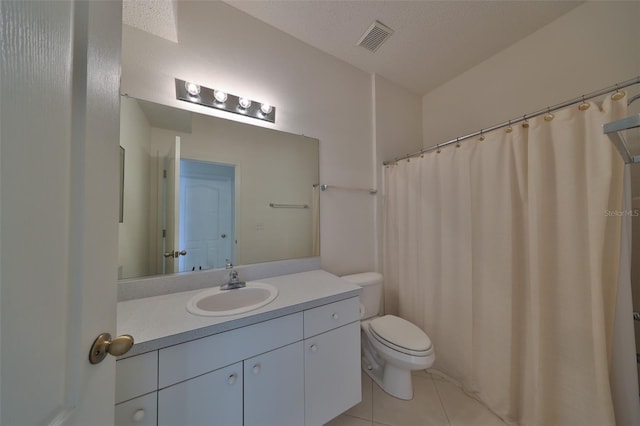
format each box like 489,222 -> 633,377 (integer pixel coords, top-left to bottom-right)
220,259 -> 246,290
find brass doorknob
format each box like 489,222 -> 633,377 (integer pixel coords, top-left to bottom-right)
163,250 -> 188,258
89,333 -> 134,364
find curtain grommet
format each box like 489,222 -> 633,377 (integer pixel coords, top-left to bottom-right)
611,84 -> 626,101
578,96 -> 590,111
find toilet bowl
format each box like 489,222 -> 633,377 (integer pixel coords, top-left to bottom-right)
341,273 -> 435,400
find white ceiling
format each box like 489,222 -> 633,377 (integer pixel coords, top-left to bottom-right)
222,0 -> 583,95
124,0 -> 583,95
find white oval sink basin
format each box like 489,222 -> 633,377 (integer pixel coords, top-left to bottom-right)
186,282 -> 278,317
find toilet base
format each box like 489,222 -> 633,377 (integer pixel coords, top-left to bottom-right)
361,354 -> 414,400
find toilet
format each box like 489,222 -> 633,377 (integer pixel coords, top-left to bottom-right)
342,272 -> 435,400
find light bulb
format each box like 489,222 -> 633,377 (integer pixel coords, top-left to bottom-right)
238,98 -> 252,109
260,103 -> 273,115
213,90 -> 228,103
185,81 -> 200,97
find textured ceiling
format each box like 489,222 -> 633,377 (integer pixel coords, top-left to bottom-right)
223,0 -> 583,95
123,0 -> 583,95
123,0 -> 178,43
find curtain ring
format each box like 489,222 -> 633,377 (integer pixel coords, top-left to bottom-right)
521,115 -> 529,128
578,95 -> 590,111
544,107 -> 555,122
479,130 -> 485,141
505,120 -> 513,133
611,84 -> 626,101
436,144 -> 441,154
455,137 -> 461,148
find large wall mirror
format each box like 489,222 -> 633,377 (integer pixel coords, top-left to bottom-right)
118,96 -> 319,280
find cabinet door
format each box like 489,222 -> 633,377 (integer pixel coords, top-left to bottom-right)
158,362 -> 242,426
115,393 -> 157,426
305,321 -> 361,426
244,341 -> 304,426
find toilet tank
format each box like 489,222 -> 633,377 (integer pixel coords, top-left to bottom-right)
341,272 -> 383,320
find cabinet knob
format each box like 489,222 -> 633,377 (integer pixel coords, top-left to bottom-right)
331,312 -> 339,320
132,409 -> 145,422
310,344 -> 318,353
252,364 -> 261,375
228,373 -> 238,385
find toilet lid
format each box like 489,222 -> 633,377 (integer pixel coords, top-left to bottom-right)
370,315 -> 432,353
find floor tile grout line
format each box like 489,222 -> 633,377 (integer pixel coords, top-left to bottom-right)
432,376 -> 452,426
370,373 -> 374,425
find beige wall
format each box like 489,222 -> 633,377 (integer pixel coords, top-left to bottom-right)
118,96 -> 152,279
422,1 -> 640,148
148,113 -> 318,267
373,74 -> 423,271
121,1 -> 379,276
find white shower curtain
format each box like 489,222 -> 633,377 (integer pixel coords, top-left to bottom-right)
384,96 -> 628,425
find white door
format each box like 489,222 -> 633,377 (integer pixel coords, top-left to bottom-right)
179,167 -> 233,271
163,137 -> 181,274
1,1 -> 122,425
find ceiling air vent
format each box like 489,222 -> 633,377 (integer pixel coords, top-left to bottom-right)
357,20 -> 394,52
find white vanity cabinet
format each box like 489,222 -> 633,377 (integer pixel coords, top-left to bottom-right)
157,342 -> 304,426
157,363 -> 243,426
115,351 -> 158,426
303,297 -> 362,426
244,341 -> 304,426
156,313 -> 302,426
115,295 -> 361,426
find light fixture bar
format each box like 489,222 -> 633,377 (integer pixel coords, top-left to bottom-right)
175,78 -> 276,123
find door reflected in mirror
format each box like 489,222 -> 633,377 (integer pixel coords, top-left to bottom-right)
118,96 -> 319,280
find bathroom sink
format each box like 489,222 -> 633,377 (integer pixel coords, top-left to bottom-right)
186,282 -> 278,317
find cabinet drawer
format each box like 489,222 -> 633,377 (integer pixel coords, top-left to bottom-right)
115,392 -> 157,426
115,351 -> 158,404
304,297 -> 360,338
159,312 -> 302,388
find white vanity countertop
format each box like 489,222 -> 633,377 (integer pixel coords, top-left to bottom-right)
117,269 -> 361,357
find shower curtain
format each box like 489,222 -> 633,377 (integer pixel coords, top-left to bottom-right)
384,96 -> 628,425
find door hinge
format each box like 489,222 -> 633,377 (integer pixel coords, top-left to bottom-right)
162,229 -> 166,238
163,169 -> 167,178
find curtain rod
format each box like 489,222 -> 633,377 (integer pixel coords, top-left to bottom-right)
383,75 -> 640,165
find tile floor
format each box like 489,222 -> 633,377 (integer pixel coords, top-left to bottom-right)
326,370 -> 506,426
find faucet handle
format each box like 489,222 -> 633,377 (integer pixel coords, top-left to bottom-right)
225,259 -> 233,269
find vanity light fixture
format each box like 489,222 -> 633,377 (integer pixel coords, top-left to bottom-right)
238,97 -> 252,110
213,90 -> 228,103
175,78 -> 276,123
185,81 -> 201,97
260,103 -> 273,115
